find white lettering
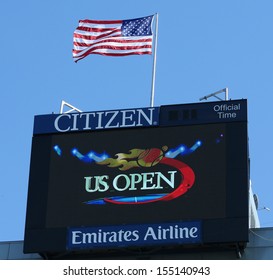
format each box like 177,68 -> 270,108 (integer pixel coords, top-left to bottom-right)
95,111 -> 104,129
82,232 -> 99,244
214,103 -> 241,120
54,114 -> 71,132
72,231 -> 82,244
105,111 -> 120,128
84,176 -> 109,192
217,112 -> 237,119
156,171 -> 177,189
69,225 -> 198,247
144,227 -> 157,240
113,174 -> 131,191
190,227 -> 198,238
81,112 -> 96,130
136,108 -> 155,126
120,110 -> 135,127
85,171 -> 178,193
53,108 -> 156,133
144,225 -> 199,241
128,173 -> 143,190
70,229 -> 140,245
141,172 -> 156,189
71,114 -> 79,131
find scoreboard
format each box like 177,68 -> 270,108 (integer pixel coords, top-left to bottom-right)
24,99 -> 249,257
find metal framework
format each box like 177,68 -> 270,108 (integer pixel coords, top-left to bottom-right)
199,88 -> 229,102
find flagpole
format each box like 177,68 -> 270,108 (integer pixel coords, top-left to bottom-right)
150,13 -> 159,107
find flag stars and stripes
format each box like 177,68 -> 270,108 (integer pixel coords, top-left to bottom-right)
72,15 -> 154,62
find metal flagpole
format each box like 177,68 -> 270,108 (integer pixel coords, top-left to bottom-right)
150,13 -> 159,107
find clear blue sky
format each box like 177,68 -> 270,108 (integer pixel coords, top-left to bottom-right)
1,0 -> 273,241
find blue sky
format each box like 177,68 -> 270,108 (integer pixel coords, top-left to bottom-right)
1,0 -> 273,241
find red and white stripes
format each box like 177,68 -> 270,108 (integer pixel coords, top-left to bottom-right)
72,17 -> 153,62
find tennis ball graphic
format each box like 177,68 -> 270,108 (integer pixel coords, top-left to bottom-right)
137,146 -> 168,167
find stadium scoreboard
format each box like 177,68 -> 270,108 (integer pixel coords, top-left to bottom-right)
24,99 -> 249,257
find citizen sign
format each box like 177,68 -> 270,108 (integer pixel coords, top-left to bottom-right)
54,108 -> 158,132
33,107 -> 159,135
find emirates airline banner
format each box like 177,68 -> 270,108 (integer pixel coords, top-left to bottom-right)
68,221 -> 202,250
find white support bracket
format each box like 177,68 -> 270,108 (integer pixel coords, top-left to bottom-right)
59,100 -> 82,114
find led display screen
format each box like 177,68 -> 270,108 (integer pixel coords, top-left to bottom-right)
24,100 -> 249,255
46,124 -> 226,227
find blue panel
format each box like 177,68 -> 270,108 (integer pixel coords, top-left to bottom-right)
67,221 -> 202,250
33,107 -> 160,135
160,99 -> 247,126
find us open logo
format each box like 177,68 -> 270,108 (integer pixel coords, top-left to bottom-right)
56,141 -> 202,205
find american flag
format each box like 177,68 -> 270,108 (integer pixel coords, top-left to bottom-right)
73,15 -> 154,62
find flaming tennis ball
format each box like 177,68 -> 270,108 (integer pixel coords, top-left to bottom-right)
137,146 -> 168,167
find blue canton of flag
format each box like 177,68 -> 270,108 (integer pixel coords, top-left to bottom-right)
121,16 -> 153,36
